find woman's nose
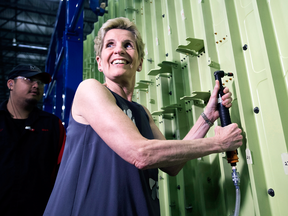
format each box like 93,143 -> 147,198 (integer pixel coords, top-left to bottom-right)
113,44 -> 125,55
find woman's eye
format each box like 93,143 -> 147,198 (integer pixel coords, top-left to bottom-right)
125,43 -> 133,49
106,43 -> 113,48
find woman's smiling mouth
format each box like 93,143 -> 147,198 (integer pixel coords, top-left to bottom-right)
111,59 -> 129,65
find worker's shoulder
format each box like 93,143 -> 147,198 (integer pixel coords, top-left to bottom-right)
37,109 -> 61,122
37,111 -> 65,132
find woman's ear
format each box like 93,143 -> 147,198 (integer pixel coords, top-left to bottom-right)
96,56 -> 103,72
137,58 -> 143,72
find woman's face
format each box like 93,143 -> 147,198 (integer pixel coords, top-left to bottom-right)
96,29 -> 143,83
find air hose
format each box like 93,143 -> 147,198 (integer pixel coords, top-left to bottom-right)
214,70 -> 240,216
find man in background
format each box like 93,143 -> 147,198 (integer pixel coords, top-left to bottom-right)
0,64 -> 66,216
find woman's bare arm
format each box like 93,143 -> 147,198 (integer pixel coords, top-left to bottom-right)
72,79 -> 242,175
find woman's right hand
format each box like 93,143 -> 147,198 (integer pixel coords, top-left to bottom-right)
214,123 -> 243,152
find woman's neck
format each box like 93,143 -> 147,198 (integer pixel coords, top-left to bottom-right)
105,79 -> 135,101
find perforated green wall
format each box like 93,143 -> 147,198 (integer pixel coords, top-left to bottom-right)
83,0 -> 288,215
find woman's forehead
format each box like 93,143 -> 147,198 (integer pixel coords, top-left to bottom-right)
104,29 -> 135,41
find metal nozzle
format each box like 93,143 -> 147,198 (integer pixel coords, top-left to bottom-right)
232,166 -> 240,188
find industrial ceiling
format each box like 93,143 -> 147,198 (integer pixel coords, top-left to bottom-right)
0,0 -> 100,103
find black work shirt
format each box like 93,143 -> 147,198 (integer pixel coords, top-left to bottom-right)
0,100 -> 66,216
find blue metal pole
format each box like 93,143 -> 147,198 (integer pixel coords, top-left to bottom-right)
55,35 -> 65,119
62,0 -> 83,127
44,0 -> 84,127
45,47 -> 64,100
43,47 -> 55,113
43,0 -> 66,117
68,0 -> 85,32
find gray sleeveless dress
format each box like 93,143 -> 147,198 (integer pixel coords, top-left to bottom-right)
44,89 -> 160,216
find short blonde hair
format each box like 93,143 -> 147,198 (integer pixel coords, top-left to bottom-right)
94,17 -> 145,60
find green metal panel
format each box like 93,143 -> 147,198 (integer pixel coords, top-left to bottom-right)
83,0 -> 288,215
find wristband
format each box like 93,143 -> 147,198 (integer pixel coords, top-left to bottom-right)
201,112 -> 213,127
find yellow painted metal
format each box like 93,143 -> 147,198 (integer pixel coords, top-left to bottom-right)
83,0 -> 288,215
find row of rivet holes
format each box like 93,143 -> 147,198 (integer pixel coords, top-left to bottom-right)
215,32 -> 249,51
215,32 -> 227,44
155,75 -> 171,87
212,39 -> 258,112
214,34 -> 254,108
215,35 -> 255,109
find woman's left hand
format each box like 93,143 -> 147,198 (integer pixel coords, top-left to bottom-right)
203,80 -> 233,123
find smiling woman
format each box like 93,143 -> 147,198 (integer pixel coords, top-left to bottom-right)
95,28 -> 143,97
94,17 -> 145,60
43,17 -> 242,216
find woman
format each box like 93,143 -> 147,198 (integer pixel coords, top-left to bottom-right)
44,17 -> 242,216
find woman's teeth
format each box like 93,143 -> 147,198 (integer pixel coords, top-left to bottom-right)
112,60 -> 127,64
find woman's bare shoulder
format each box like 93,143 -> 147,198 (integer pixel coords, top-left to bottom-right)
75,79 -> 112,99
72,79 -> 116,124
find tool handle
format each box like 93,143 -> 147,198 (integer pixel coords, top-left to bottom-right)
214,71 -> 231,126
218,96 -> 232,127
214,70 -> 238,166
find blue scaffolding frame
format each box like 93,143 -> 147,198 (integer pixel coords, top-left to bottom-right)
44,0 -> 106,127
